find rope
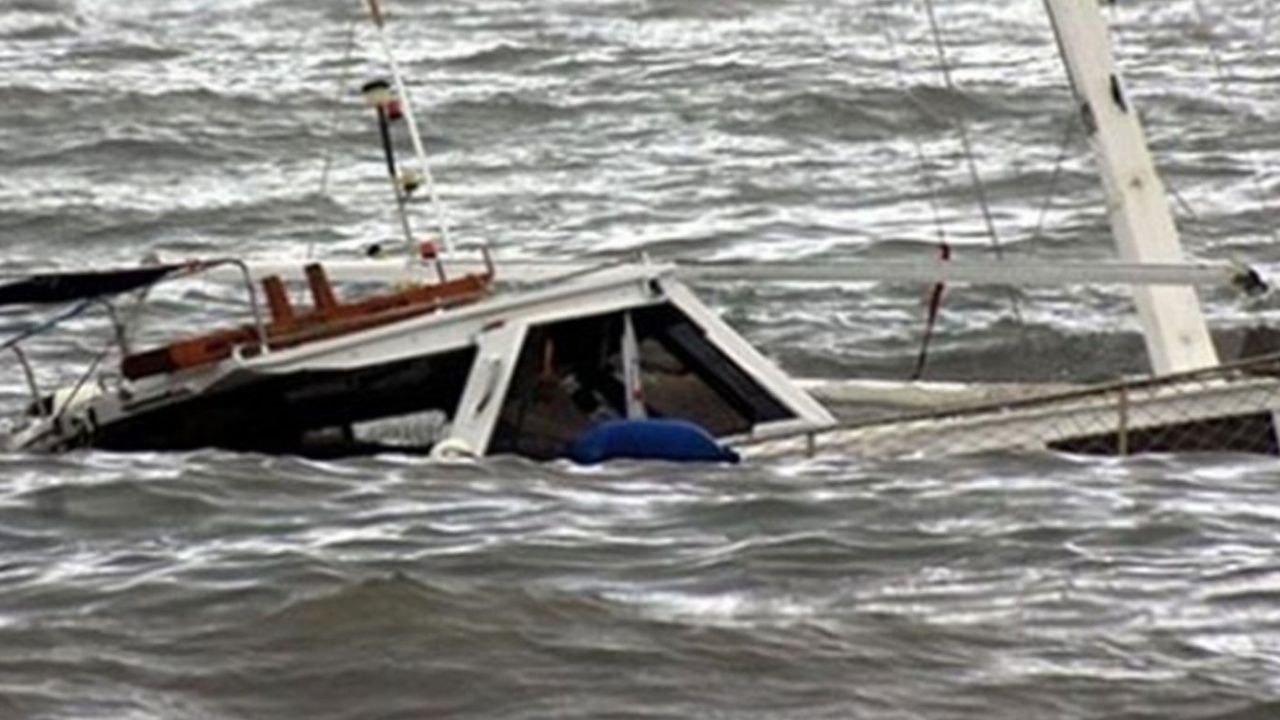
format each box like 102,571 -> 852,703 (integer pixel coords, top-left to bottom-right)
911,244 -> 951,380
1189,0 -> 1280,245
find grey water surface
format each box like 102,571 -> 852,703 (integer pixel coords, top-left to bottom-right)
2,1 -> 1280,718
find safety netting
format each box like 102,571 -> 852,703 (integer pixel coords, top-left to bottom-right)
740,352 -> 1280,461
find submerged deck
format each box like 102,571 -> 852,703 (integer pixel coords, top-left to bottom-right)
742,353 -> 1280,461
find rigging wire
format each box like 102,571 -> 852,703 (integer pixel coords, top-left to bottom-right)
1189,0 -> 1280,245
1168,184 -> 1209,234
309,18 -> 360,260
918,0 -> 1024,330
1101,1 -> 1212,244
318,19 -> 360,200
1028,112 -> 1079,244
874,4 -> 952,380
877,13 -> 948,250
919,0 -> 1006,260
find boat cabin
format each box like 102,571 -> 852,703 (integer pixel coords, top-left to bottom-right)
5,261 -> 833,460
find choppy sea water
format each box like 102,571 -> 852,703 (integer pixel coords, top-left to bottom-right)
2,0 -> 1280,718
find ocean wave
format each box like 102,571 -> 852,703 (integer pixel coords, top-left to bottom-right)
445,42 -> 563,70
0,9 -> 84,41
2,2 -> 1280,718
438,92 -> 580,125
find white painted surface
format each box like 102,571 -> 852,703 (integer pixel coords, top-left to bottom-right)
1044,0 -> 1219,374
448,321 -> 527,456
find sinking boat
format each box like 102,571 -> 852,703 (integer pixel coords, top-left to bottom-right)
3,0 -> 1279,463
2,255 -> 833,459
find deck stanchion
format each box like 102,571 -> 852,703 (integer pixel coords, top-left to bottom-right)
13,347 -> 44,419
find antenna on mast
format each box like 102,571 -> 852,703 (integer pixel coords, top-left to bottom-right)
360,79 -> 446,282
360,0 -> 455,258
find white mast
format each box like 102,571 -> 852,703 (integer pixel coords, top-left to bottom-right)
1043,0 -> 1219,374
363,0 -> 454,255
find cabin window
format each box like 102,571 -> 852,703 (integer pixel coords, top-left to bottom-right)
93,346 -> 479,458
280,346 -> 477,455
489,304 -> 793,459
